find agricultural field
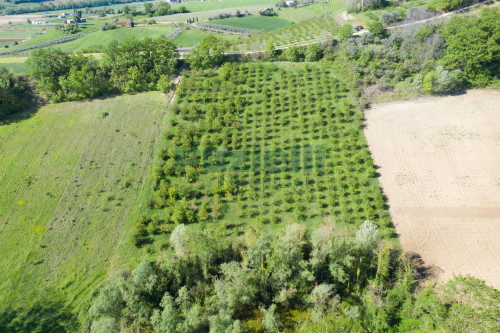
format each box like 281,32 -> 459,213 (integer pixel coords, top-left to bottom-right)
365,90 -> 500,289
138,62 -> 393,253
0,56 -> 27,73
0,92 -> 169,309
230,16 -> 338,51
211,16 -> 291,32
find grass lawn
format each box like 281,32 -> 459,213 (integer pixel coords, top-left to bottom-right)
59,25 -> 175,52
0,92 -> 169,310
211,16 -> 291,32
172,29 -> 207,47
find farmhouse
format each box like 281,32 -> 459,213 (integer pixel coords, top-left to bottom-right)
116,19 -> 132,27
286,1 -> 296,7
66,19 -> 75,24
166,0 -> 179,3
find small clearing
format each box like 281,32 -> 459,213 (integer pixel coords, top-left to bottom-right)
364,90 -> 500,289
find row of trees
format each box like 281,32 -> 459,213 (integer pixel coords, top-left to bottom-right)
86,221 -> 500,332
122,2 -> 188,17
26,37 -> 178,101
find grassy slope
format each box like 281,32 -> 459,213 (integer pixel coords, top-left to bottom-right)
0,92 -> 169,309
211,16 -> 291,32
172,30 -> 239,47
58,25 -> 175,51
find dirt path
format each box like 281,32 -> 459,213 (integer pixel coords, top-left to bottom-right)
364,90 -> 500,289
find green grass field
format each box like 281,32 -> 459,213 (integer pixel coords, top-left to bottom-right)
172,29 -> 239,47
307,0 -> 347,15
170,0 -> 276,12
0,56 -> 27,73
277,7 -> 319,22
172,29 -> 207,47
139,62 -> 392,254
59,25 -> 175,52
0,92 -> 169,310
211,16 -> 291,32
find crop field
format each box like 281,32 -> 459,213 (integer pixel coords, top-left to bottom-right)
0,56 -> 27,73
0,92 -> 169,309
365,90 -> 500,289
231,16 -> 338,51
211,16 -> 291,32
139,63 -> 393,253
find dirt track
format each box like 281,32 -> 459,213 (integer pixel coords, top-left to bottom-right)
364,90 -> 500,289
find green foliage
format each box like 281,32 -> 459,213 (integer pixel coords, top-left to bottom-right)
305,43 -> 322,62
440,8 -> 500,86
90,317 -> 120,333
282,45 -> 303,62
0,67 -> 31,120
26,48 -> 71,100
86,219 -> 500,332
368,21 -> 386,38
339,23 -> 353,41
260,304 -> 282,332
187,34 -> 230,70
420,66 -> 464,94
266,39 -> 276,59
103,37 -> 178,93
26,37 -> 178,101
440,275 -> 500,332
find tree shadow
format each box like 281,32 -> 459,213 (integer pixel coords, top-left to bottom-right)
0,301 -> 78,333
0,104 -> 41,127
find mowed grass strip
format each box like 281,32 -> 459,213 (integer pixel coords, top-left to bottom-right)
211,16 -> 291,32
0,92 -> 169,309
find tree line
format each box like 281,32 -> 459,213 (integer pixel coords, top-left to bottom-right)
3,0 -> 151,15
25,37 -> 178,102
84,221 -> 500,332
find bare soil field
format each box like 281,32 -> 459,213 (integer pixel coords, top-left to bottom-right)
0,14 -> 41,25
364,90 -> 500,289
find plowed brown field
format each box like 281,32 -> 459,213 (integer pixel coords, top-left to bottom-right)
364,90 -> 500,289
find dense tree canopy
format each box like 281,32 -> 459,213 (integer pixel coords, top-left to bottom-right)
26,37 -> 179,101
0,67 -> 31,120
187,35 -> 229,70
